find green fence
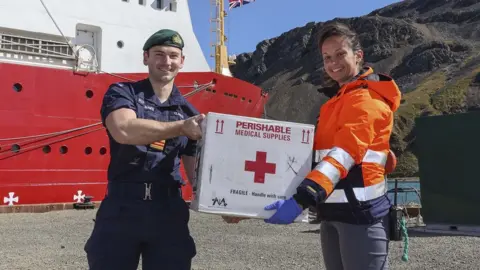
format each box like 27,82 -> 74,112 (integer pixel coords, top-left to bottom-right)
415,111 -> 480,226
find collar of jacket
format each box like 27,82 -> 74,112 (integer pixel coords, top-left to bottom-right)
317,66 -> 373,98
334,66 -> 374,98
329,66 -> 402,112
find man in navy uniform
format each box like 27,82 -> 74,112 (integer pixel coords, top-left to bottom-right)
84,29 -> 205,270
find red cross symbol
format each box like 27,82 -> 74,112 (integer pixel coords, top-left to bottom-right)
244,151 -> 276,184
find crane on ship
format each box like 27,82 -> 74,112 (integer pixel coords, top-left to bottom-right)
210,0 -> 236,76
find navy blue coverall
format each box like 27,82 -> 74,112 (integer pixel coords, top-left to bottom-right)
84,78 -> 198,270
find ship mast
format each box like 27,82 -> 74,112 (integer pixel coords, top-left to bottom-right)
210,0 -> 234,76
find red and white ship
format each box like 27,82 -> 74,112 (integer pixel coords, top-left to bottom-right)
0,0 -> 267,212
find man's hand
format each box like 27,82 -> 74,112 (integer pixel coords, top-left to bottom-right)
181,114 -> 205,140
222,216 -> 249,224
264,197 -> 303,225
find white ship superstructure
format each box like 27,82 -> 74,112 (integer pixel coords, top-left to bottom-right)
0,0 -> 210,73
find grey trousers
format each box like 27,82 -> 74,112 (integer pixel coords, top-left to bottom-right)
320,215 -> 390,270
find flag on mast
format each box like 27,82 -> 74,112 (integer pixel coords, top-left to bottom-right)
229,0 -> 256,10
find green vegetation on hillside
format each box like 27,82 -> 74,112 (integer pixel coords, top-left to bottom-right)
431,67 -> 480,113
398,72 -> 446,118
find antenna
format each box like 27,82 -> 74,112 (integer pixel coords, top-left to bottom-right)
210,0 -> 233,76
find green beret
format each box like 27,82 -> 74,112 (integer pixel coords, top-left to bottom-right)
142,29 -> 184,51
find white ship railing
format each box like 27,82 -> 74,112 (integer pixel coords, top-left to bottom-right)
0,33 -> 75,60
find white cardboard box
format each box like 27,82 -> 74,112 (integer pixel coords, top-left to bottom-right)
190,112 -> 315,223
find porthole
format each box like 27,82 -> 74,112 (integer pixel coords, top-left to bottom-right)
117,41 -> 124,48
60,145 -> 68,154
43,145 -> 51,154
86,90 -> 94,98
11,144 -> 20,153
85,147 -> 92,155
99,147 -> 107,155
13,83 -> 22,92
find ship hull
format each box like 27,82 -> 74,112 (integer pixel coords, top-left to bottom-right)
0,62 -> 267,212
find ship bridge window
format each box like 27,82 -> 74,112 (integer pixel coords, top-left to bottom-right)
155,0 -> 176,11
169,1 -> 177,12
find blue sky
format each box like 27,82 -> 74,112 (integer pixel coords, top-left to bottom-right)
187,0 -> 402,69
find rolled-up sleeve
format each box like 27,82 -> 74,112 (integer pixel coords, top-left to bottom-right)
100,83 -> 136,126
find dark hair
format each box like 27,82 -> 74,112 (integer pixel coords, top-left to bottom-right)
317,21 -> 363,53
318,22 -> 364,90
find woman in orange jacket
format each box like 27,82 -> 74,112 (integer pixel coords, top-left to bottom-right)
263,22 -> 401,270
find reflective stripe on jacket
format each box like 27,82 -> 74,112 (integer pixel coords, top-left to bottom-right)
312,148 -> 388,203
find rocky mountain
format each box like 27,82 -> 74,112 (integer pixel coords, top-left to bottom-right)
230,0 -> 480,177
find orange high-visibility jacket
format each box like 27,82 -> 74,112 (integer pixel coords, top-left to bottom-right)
305,67 -> 401,210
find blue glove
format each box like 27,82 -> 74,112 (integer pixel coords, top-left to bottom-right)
264,197 -> 303,224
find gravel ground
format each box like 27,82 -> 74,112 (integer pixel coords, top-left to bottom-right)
0,209 -> 478,270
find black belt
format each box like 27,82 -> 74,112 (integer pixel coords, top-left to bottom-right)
106,182 -> 181,201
